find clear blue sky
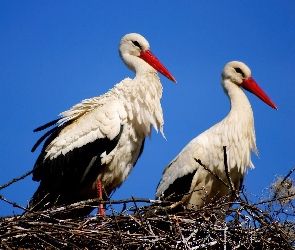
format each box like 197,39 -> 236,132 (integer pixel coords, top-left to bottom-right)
1,1 -> 294,217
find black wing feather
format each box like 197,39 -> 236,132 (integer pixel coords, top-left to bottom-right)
33,118 -> 61,132
161,169 -> 198,202
31,126 -> 60,152
133,138 -> 145,167
29,122 -> 123,213
31,118 -> 63,152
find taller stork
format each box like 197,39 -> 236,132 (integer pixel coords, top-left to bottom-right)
156,61 -> 276,215
28,33 -> 176,217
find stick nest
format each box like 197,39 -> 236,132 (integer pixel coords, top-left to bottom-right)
1,166 -> 295,249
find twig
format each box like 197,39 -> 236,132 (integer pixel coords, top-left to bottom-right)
24,197 -> 171,217
0,169 -> 33,190
267,167 -> 295,211
223,146 -> 240,202
0,194 -> 27,211
223,146 -> 235,192
132,196 -> 154,236
282,167 -> 295,184
195,159 -> 230,189
127,214 -> 152,236
108,198 -> 125,249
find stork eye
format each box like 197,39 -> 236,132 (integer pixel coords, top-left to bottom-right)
132,41 -> 142,50
234,67 -> 245,77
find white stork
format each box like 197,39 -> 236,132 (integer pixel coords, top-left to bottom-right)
28,33 -> 176,217
156,61 -> 277,214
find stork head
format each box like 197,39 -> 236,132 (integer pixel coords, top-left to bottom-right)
221,61 -> 277,110
119,33 -> 150,58
119,33 -> 176,82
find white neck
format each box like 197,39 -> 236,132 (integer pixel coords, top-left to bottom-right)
118,67 -> 164,138
224,80 -> 253,115
218,79 -> 257,171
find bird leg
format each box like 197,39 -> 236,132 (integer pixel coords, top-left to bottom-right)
97,180 -> 104,215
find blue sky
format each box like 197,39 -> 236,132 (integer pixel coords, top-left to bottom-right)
0,1 -> 294,216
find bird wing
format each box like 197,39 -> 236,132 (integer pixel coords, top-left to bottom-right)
156,117 -> 256,200
156,135 -> 207,199
47,95 -> 126,160
29,89 -> 129,210
32,90 -> 127,184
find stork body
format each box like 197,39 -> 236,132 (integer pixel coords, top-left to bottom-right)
29,33 -> 176,217
156,61 -> 277,211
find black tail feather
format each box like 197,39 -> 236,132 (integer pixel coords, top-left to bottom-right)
33,118 -> 61,132
31,126 -> 60,152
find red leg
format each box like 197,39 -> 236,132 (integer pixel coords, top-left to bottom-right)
97,180 -> 105,215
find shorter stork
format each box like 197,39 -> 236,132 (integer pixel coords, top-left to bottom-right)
156,61 -> 277,215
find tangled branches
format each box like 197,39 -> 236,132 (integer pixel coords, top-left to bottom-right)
0,159 -> 294,249
0,187 -> 294,249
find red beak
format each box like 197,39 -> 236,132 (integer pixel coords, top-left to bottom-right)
240,77 -> 278,110
140,50 -> 176,82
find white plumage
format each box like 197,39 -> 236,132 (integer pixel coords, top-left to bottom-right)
28,33 -> 176,217
156,61 -> 277,211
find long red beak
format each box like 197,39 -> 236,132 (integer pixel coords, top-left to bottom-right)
140,50 -> 176,82
240,77 -> 278,110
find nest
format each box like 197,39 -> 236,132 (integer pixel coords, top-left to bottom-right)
1,167 -> 295,249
